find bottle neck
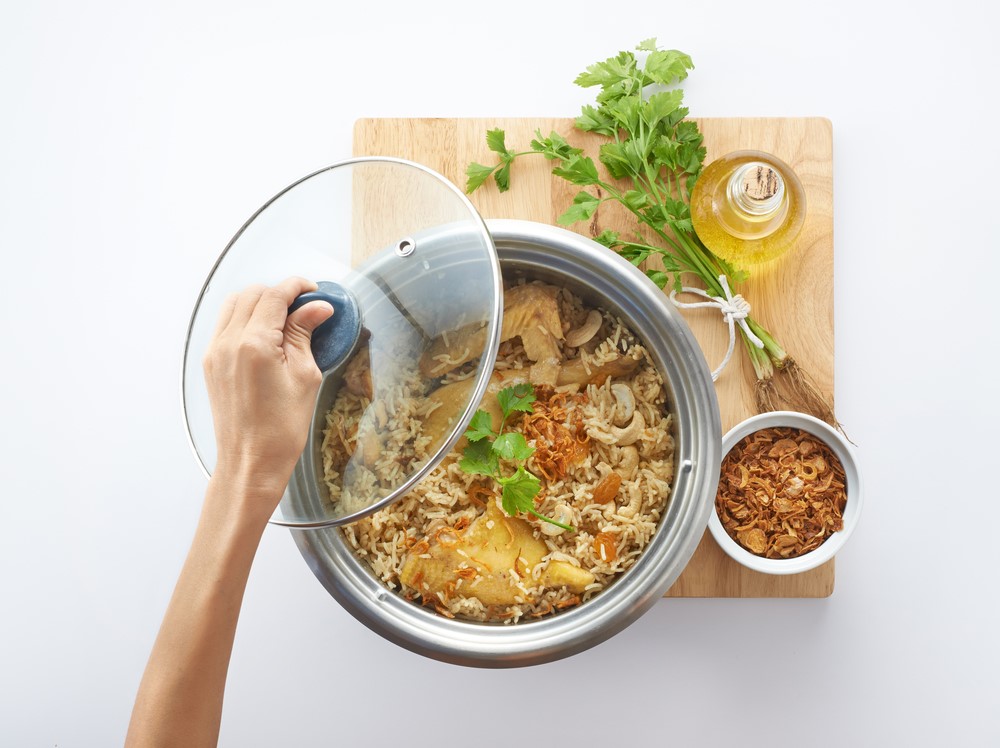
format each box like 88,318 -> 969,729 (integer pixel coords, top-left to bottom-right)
728,162 -> 785,217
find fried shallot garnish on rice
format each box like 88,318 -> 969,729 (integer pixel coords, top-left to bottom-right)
522,387 -> 590,481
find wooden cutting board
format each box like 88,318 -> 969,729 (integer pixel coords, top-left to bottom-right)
354,117 -> 835,597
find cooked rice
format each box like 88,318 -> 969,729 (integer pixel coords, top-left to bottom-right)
322,282 -> 675,623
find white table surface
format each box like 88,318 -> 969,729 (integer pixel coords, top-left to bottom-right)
3,1 -> 998,745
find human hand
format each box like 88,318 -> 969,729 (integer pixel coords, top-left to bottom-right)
202,277 -> 334,513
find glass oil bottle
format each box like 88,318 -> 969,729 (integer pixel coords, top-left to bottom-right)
690,150 -> 806,266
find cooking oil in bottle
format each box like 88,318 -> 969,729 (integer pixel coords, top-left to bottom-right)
690,151 -> 806,266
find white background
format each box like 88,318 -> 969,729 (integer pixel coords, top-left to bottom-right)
2,1 -> 998,745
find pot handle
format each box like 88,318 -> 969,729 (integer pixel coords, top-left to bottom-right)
288,281 -> 362,373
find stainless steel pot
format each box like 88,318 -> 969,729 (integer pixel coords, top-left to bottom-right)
289,218 -> 721,668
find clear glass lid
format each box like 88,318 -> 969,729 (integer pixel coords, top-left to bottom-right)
182,158 -> 502,527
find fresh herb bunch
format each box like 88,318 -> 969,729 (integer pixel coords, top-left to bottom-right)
465,40 -> 836,425
459,383 -> 574,531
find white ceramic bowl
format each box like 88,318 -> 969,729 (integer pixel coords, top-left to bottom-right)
707,411 -> 862,575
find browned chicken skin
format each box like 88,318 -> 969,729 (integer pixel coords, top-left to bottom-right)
419,283 -> 564,385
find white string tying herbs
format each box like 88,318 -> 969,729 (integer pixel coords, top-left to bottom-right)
669,275 -> 764,381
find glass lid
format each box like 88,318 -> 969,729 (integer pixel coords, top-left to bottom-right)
183,158 -> 502,527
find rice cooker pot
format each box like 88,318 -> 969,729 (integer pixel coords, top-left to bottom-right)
289,218 -> 721,667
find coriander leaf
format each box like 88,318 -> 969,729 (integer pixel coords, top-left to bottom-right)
551,155 -> 599,186
494,161 -> 512,192
496,382 -> 536,418
593,229 -> 620,249
672,217 -> 694,235
459,437 -> 499,476
530,130 -> 582,161
575,104 -> 617,137
713,253 -> 750,284
596,80 -> 631,107
465,162 -> 495,194
636,38 -> 658,52
619,245 -> 650,266
642,90 -> 684,131
622,190 -> 649,212
608,95 -> 642,134
661,196 -> 689,221
499,466 -> 541,517
652,137 -> 679,169
492,432 -> 534,462
574,51 -> 636,89
599,142 -> 634,179
464,410 -> 496,442
659,252 -> 683,273
644,49 -> 694,85
645,268 -> 670,289
681,144 -> 707,175
486,128 -> 509,157
557,190 -> 602,226
622,136 -> 652,167
675,119 -> 702,143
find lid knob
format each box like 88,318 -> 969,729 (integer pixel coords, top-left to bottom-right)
288,281 -> 362,372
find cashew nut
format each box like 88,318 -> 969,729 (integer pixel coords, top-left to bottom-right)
618,445 -> 640,480
540,502 -> 575,536
611,383 -> 635,426
609,410 -> 645,446
564,309 -> 603,348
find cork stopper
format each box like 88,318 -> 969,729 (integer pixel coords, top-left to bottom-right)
729,161 -> 785,216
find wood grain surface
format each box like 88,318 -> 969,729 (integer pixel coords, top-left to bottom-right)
354,117 -> 835,597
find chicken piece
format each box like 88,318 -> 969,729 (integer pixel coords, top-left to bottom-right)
542,559 -> 596,590
399,500 -> 595,607
556,352 -> 642,387
419,283 -> 564,385
343,345 -> 373,400
355,427 -> 382,466
421,370 -> 528,449
421,377 -> 477,450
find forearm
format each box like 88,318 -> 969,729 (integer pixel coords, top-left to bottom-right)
126,471 -> 278,748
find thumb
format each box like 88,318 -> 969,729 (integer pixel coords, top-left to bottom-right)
284,300 -> 335,354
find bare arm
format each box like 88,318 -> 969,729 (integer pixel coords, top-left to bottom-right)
125,278 -> 333,748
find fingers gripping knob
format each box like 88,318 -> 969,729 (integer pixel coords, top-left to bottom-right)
288,281 -> 362,372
